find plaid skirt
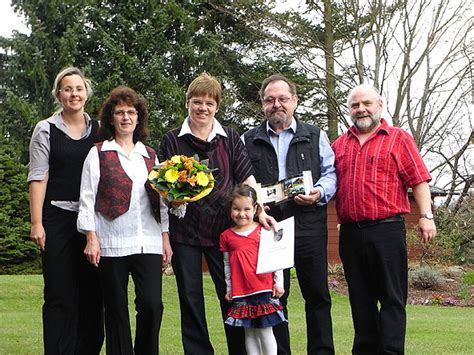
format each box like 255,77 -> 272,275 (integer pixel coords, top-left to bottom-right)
225,292 -> 287,328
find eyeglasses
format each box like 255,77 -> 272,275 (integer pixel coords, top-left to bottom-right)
263,96 -> 293,105
60,86 -> 86,95
113,109 -> 138,118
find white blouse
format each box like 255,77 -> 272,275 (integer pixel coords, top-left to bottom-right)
77,139 -> 169,257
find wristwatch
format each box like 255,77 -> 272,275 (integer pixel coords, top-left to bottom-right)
420,212 -> 434,220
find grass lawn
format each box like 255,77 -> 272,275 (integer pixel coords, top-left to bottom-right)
1,274 -> 473,354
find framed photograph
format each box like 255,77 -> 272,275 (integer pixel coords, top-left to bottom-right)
257,171 -> 313,206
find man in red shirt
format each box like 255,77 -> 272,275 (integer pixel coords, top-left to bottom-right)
332,84 -> 436,354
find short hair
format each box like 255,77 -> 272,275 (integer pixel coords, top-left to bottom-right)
99,86 -> 150,143
186,72 -> 222,107
51,66 -> 93,110
259,74 -> 297,100
347,84 -> 382,108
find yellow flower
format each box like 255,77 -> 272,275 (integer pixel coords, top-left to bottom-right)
170,155 -> 182,164
196,171 -> 209,187
164,169 -> 179,183
148,170 -> 160,180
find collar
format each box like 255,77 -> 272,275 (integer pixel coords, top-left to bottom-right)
348,118 -> 390,137
266,117 -> 296,136
48,112 -> 92,129
101,139 -> 150,158
178,117 -> 227,141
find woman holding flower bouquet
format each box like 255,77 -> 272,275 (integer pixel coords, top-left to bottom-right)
158,72 -> 275,355
77,86 -> 172,355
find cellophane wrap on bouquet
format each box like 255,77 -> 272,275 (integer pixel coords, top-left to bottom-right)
148,155 -> 215,217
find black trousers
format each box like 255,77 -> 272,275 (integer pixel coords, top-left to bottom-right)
171,241 -> 246,355
274,235 -> 335,355
339,221 -> 408,355
41,205 -> 104,355
99,254 -> 164,355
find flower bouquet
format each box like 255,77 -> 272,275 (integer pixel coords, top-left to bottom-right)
148,155 -> 215,216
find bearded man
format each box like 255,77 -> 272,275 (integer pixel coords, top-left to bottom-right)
242,74 -> 337,355
332,84 -> 437,354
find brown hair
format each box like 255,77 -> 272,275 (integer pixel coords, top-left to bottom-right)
229,184 -> 258,205
259,74 -> 297,100
99,86 -> 150,143
186,72 -> 222,107
228,184 -> 261,220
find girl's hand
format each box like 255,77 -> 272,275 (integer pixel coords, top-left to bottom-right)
273,286 -> 285,298
225,291 -> 232,302
162,232 -> 173,266
84,232 -> 101,267
30,223 -> 46,251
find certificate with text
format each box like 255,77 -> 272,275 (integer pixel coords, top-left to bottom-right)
256,217 -> 295,274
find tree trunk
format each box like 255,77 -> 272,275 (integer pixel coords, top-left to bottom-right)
324,0 -> 338,141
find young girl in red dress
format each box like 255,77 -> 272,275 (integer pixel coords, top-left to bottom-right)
220,184 -> 286,355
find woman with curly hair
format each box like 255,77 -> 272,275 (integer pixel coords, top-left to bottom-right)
78,86 -> 172,355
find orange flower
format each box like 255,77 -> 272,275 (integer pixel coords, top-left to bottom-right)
178,170 -> 188,183
184,159 -> 193,171
188,175 -> 197,186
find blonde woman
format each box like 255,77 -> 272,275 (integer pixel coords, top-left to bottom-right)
28,67 -> 104,354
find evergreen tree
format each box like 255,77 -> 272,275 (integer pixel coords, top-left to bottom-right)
0,139 -> 40,274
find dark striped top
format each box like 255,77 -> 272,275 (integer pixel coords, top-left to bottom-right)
158,126 -> 254,247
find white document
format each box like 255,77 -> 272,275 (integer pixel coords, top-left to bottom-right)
256,217 -> 295,274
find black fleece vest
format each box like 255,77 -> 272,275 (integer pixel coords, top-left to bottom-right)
244,119 -> 328,237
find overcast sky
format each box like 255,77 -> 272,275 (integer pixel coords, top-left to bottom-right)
0,2 -> 29,38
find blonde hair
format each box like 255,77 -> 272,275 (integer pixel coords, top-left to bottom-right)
51,66 -> 93,111
186,72 -> 222,107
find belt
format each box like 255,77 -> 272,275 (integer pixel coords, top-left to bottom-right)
343,214 -> 404,228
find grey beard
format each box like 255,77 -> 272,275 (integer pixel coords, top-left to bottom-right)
268,112 -> 289,126
352,113 -> 381,132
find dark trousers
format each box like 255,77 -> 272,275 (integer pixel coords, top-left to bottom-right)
41,205 -> 104,355
274,235 -> 335,355
171,241 -> 246,355
98,254 -> 164,355
339,221 -> 408,355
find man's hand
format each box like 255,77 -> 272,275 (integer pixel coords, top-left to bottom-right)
418,218 -> 437,243
294,188 -> 321,206
257,206 -> 278,231
225,291 -> 232,302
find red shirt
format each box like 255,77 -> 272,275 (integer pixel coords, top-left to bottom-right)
331,119 -> 431,224
220,225 -> 273,298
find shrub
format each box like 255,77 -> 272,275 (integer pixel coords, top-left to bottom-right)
408,266 -> 443,290
407,196 -> 473,264
0,140 -> 41,274
328,263 -> 344,276
463,272 -> 474,286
